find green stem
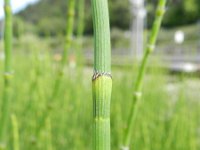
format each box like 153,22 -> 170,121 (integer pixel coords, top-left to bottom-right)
52,0 -> 75,99
36,0 -> 75,136
46,118 -> 53,150
91,0 -> 112,149
122,0 -> 167,149
0,0 -> 13,148
77,0 -> 85,40
76,0 -> 85,66
62,0 -> 75,66
11,114 -> 20,150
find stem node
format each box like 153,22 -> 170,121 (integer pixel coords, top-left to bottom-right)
120,146 -> 129,150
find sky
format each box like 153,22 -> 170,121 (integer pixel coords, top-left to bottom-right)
0,0 -> 38,19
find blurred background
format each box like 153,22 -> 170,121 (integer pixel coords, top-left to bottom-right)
0,0 -> 200,149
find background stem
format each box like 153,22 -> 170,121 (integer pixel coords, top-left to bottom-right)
0,0 -> 13,148
122,0 -> 167,148
76,0 -> 85,66
36,0 -> 76,136
11,114 -> 20,150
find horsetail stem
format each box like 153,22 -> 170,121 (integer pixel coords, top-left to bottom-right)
52,0 -> 75,96
11,114 -> 20,150
91,0 -> 112,149
76,0 -> 85,66
46,118 -> 53,150
36,0 -> 75,135
0,0 -> 13,147
77,0 -> 85,40
122,0 -> 167,149
62,0 -> 75,66
50,0 -> 75,109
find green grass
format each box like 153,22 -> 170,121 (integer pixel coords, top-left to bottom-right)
0,38 -> 199,149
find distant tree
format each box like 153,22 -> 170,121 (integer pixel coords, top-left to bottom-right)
15,0 -> 200,36
163,0 -> 200,27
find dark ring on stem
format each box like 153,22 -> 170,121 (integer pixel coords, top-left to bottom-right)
92,71 -> 112,81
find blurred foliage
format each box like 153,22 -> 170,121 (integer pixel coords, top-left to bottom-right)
162,0 -> 200,27
13,0 -> 200,36
13,17 -> 27,39
0,39 -> 199,149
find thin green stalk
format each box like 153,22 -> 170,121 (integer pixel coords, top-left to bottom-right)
121,0 -> 167,149
77,0 -> 85,42
11,114 -> 20,150
0,0 -> 13,148
76,0 -> 85,66
46,118 -> 53,150
51,0 -> 75,101
36,0 -> 75,135
91,0 -> 112,149
62,0 -> 75,67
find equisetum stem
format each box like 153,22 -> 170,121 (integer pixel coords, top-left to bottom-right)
46,118 -> 53,150
62,0 -> 75,66
51,0 -> 75,99
122,0 -> 167,149
36,0 -> 75,135
91,0 -> 112,149
77,0 -> 85,42
0,0 -> 13,148
11,114 -> 20,150
76,0 -> 85,65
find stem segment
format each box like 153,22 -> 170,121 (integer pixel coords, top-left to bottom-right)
62,0 -> 75,66
122,0 -> 167,149
77,0 -> 85,40
36,0 -> 75,135
76,0 -> 85,66
0,0 -> 13,148
91,0 -> 112,149
11,114 -> 20,150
